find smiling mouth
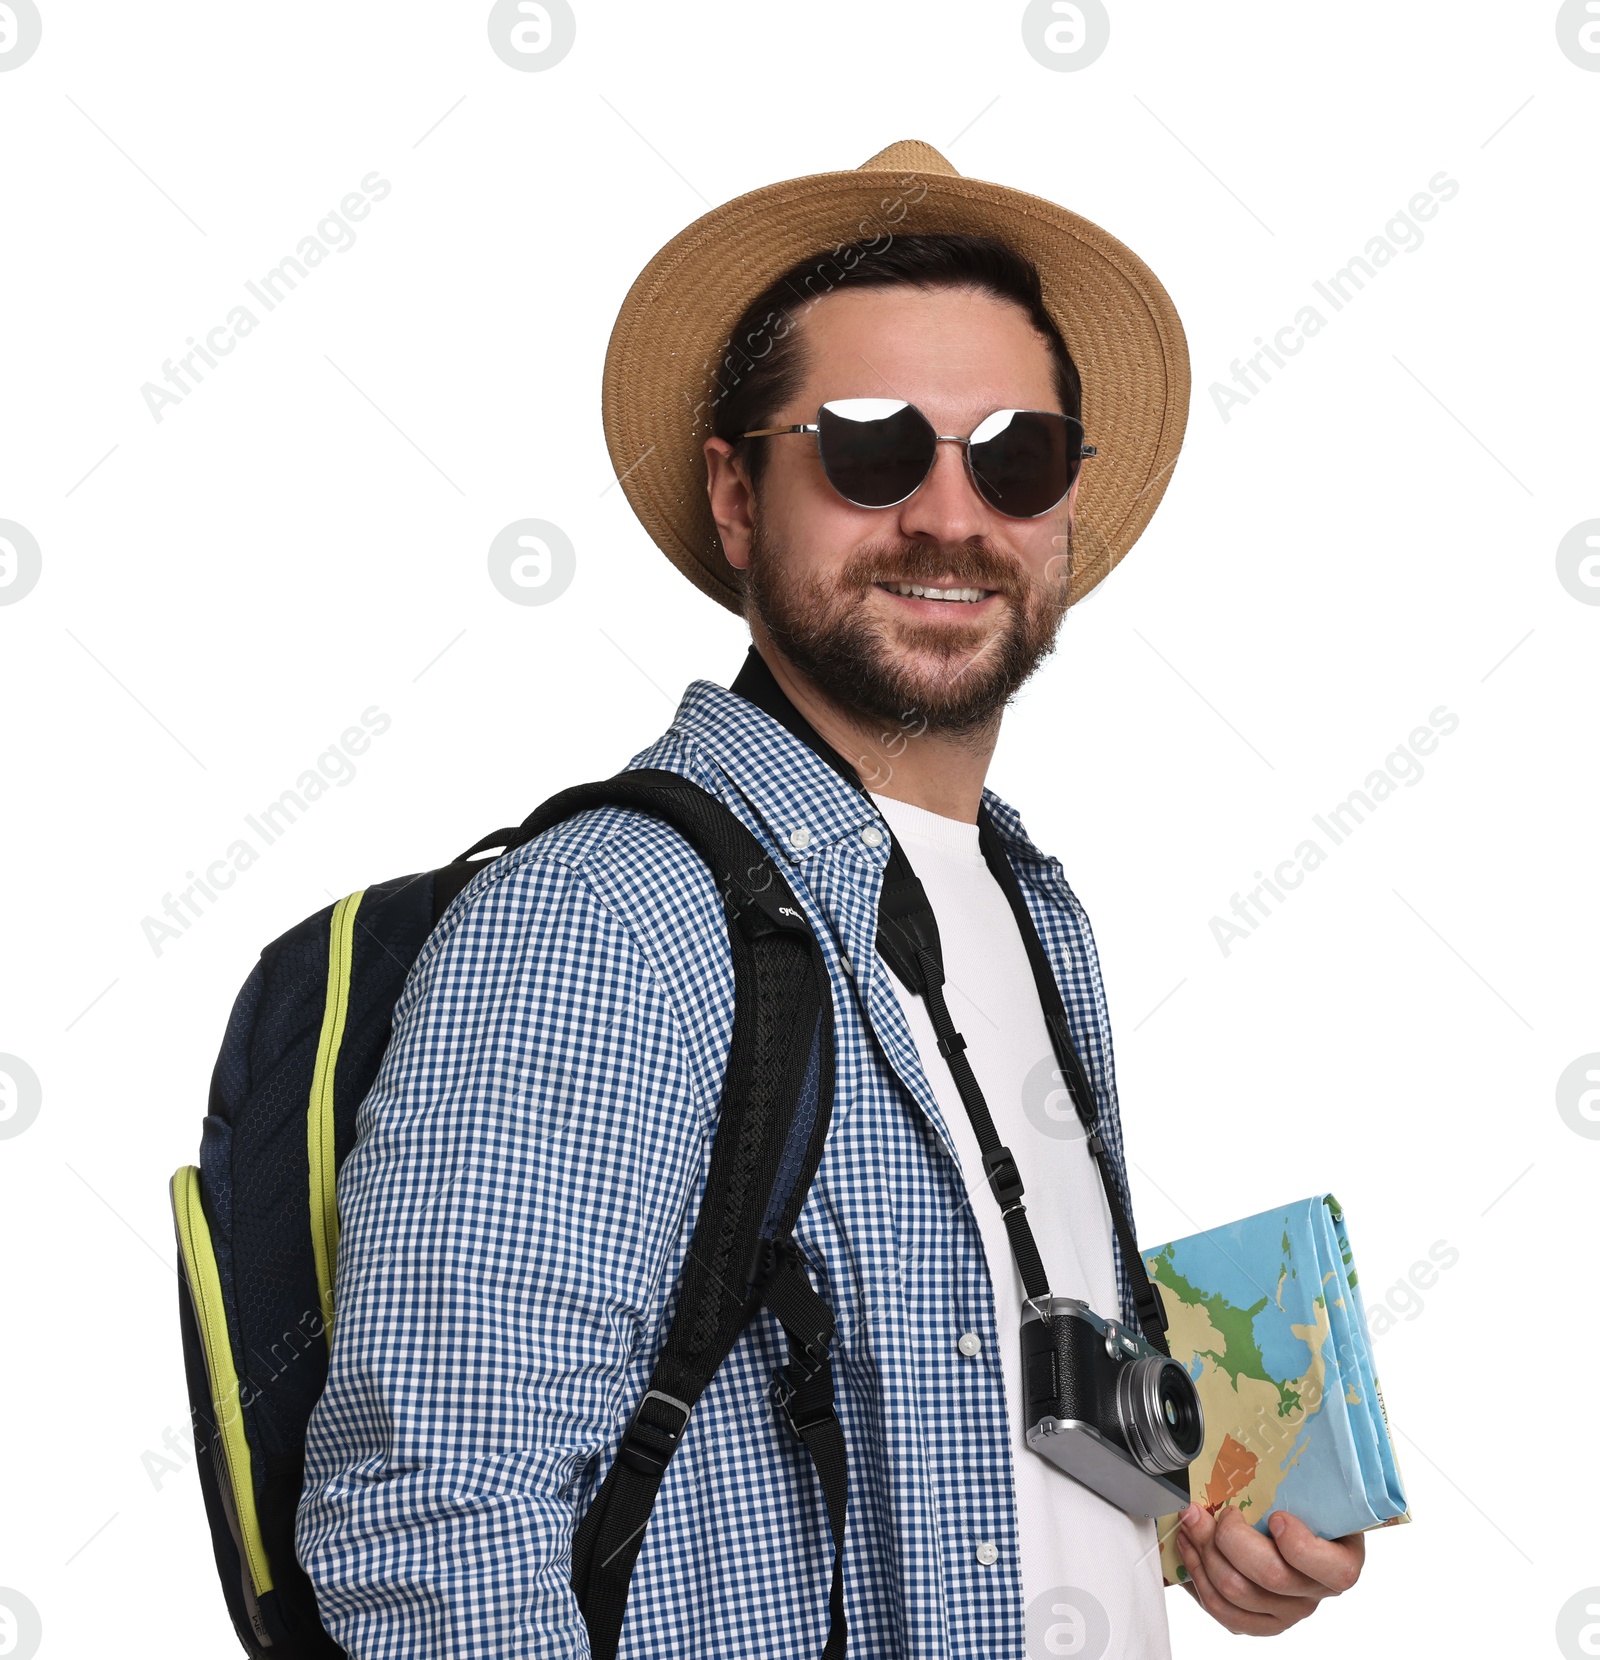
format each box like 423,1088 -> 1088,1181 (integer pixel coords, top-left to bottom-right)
877,581 -> 996,605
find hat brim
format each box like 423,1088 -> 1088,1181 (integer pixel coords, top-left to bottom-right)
602,146 -> 1189,614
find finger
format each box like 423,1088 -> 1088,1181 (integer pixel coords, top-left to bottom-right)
1175,1502 -> 1215,1550
1174,1528 -> 1286,1636
1182,1509 -> 1314,1620
1267,1511 -> 1366,1594
1209,1506 -> 1331,1601
1188,1521 -> 1320,1623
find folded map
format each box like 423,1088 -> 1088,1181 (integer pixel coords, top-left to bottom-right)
1144,1193 -> 1410,1585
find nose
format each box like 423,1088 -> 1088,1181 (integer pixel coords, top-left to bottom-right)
894,436 -> 989,546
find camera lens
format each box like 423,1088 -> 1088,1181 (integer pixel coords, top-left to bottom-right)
1114,1356 -> 1205,1474
1157,1366 -> 1202,1453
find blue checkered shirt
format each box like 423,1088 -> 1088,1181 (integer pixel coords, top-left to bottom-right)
296,675 -> 1145,1659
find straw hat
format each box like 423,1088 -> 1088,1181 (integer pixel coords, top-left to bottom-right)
602,139 -> 1189,614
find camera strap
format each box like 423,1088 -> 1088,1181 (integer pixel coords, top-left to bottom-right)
875,846 -> 1052,1306
875,832 -> 1171,1355
882,830 -> 1168,1361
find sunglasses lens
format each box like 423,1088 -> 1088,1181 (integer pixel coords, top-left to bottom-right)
966,409 -> 1079,517
816,400 -> 936,508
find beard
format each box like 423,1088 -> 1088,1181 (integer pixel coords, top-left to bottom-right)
744,523 -> 1071,740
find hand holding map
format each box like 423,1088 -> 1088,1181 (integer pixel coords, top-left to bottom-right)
1144,1193 -> 1409,1587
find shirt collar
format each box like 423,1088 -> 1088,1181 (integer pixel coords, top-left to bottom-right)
663,651 -> 887,867
668,646 -> 1054,873
727,647 -> 865,798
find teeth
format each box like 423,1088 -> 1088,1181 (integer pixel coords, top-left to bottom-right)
887,582 -> 986,603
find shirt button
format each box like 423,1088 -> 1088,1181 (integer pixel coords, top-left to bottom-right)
788,826 -> 813,851
975,1540 -> 999,1566
860,825 -> 883,848
957,1332 -> 982,1358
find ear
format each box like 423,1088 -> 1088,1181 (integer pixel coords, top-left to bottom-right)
704,436 -> 756,572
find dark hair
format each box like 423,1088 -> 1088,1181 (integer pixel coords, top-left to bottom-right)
709,233 -> 1082,488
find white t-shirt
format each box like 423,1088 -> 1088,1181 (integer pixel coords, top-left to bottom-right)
872,794 -> 1171,1660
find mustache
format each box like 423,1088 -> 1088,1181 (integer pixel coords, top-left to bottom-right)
843,539 -> 1028,598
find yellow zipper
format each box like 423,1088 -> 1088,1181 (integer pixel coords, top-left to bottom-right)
169,1165 -> 275,1597
309,889 -> 363,1346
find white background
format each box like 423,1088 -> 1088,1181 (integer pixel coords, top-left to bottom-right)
1,3 -> 1596,1656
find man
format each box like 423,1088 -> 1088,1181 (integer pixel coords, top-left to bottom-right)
297,141 -> 1364,1657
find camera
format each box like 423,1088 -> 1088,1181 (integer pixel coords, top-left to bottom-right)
1021,1297 -> 1204,1517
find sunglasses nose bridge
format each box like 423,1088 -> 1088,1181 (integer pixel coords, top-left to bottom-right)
940,433 -> 1001,508
884,431 -> 995,516
925,432 -> 979,496
894,432 -> 992,532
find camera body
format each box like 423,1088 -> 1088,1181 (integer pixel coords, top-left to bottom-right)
1021,1297 -> 1203,1518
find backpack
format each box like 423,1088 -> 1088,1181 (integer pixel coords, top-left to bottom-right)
168,770 -> 848,1660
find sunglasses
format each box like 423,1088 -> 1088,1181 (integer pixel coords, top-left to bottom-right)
741,398 -> 1095,519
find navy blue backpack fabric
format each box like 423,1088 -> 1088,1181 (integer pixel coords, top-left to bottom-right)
173,776 -> 845,1659
183,866 -> 445,1655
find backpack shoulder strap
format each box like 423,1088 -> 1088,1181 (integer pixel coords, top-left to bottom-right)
514,769 -> 846,1660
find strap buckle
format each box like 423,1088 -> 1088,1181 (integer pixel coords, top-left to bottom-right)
982,1145 -> 1025,1207
618,1388 -> 691,1479
1137,1284 -> 1169,1339
770,1367 -> 837,1438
